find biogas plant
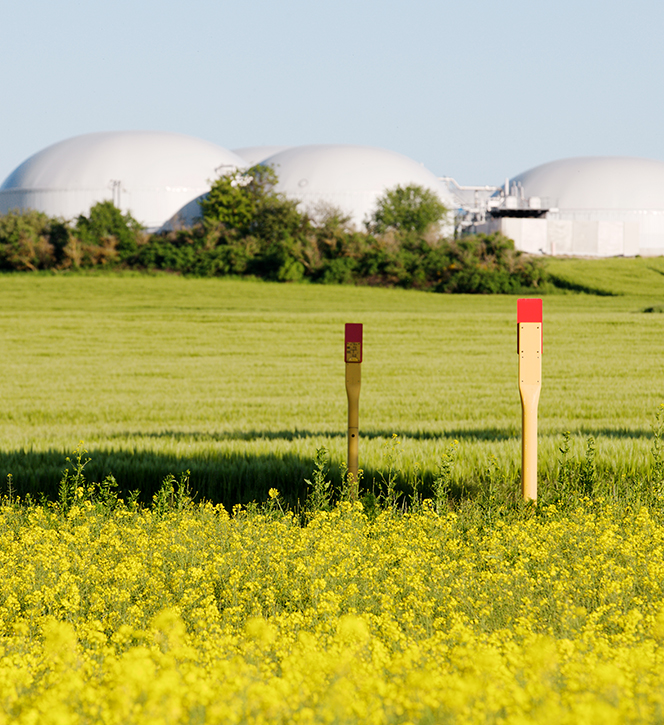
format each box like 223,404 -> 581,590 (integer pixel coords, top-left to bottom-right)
2,130 -> 664,257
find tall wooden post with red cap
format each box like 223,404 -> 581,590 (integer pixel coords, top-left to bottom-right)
345,324 -> 362,488
517,299 -> 542,501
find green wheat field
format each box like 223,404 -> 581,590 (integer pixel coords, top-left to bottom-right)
1,258 -> 664,505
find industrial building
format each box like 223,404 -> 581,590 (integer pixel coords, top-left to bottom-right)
163,143 -> 455,231
449,156 -> 664,256
0,131 -> 245,230
259,144 -> 454,230
0,135 -> 453,234
3,132 -> 664,256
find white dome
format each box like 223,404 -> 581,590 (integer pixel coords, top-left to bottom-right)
261,144 -> 454,229
232,146 -> 291,167
486,156 -> 664,256
512,156 -> 664,211
0,131 -> 245,230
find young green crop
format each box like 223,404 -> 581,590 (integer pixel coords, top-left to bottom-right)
0,270 -> 663,503
546,255 -> 664,296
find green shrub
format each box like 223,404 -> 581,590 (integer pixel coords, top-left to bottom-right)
318,257 -> 357,285
0,182 -> 547,294
0,209 -> 68,271
432,233 -> 546,293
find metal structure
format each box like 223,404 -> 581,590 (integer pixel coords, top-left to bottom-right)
441,176 -> 547,236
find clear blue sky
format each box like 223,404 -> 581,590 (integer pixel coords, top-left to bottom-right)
1,0 -> 662,186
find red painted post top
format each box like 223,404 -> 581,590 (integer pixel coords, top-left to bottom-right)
345,323 -> 363,363
517,298 -> 542,323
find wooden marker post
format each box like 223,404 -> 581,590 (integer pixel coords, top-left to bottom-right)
517,299 -> 542,502
345,323 -> 363,486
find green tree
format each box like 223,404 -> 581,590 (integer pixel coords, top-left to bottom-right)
200,165 -> 297,236
199,169 -> 259,234
200,165 -> 309,281
369,184 -> 448,235
74,200 -> 143,262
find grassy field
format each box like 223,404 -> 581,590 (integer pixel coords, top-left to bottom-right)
546,255 -> 664,296
1,263 -> 664,504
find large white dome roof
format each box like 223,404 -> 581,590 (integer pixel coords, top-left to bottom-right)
0,131 -> 245,229
512,156 -> 664,211
262,144 -> 454,228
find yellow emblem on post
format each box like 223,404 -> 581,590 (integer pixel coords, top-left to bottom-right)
345,342 -> 362,363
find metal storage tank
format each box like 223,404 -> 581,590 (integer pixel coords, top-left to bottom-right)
261,144 -> 455,231
483,157 -> 664,256
0,131 -> 245,230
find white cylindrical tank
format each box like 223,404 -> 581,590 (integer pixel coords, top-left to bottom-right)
261,144 -> 454,230
508,156 -> 664,256
0,131 -> 246,230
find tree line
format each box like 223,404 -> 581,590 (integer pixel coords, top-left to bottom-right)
0,166 -> 546,293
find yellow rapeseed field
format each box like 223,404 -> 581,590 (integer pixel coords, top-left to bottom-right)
1,495 -> 664,724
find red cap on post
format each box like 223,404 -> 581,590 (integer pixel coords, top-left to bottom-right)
517,298 -> 542,323
345,323 -> 363,363
517,299 -> 543,352
516,299 -> 542,322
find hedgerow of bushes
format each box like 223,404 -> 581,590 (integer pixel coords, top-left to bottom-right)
0,167 -> 546,293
